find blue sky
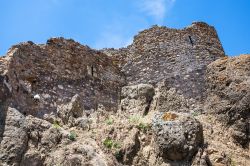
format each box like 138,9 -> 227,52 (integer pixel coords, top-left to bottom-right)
0,0 -> 249,56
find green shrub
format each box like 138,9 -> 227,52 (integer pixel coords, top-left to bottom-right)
68,131 -> 77,141
105,118 -> 114,125
52,121 -> 61,129
128,115 -> 141,123
137,122 -> 150,132
103,138 -> 113,149
191,112 -> 199,117
103,138 -> 122,149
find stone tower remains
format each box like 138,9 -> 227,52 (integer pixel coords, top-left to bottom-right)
104,22 -> 225,101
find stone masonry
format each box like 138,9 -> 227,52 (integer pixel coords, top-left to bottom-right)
0,38 -> 125,117
105,22 -> 225,101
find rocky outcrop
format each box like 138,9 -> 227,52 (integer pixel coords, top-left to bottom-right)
0,75 -> 11,104
57,94 -> 84,126
120,84 -> 154,116
153,81 -> 192,113
45,138 -> 115,166
118,128 -> 141,165
0,107 -> 28,166
205,55 -> 250,147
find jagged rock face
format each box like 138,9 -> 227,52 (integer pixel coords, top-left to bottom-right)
152,112 -> 203,162
120,84 -> 155,116
0,108 -> 117,166
0,38 -> 125,117
205,55 -> 250,147
57,94 -> 83,126
0,107 -> 28,166
118,128 -> 140,165
153,81 -> 192,113
106,22 -> 225,101
20,116 -> 53,166
0,75 -> 11,104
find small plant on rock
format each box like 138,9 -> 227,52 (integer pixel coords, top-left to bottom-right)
105,117 -> 114,125
68,131 -> 77,141
52,121 -> 61,129
103,138 -> 114,149
192,112 -> 198,117
129,115 -> 141,123
103,138 -> 122,149
137,122 -> 151,133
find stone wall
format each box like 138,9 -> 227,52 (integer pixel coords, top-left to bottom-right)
0,38 -> 125,117
0,22 -> 226,116
104,22 -> 225,101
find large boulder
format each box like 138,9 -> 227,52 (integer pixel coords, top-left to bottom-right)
25,115 -> 52,148
0,107 -> 28,166
205,55 -> 250,147
20,115 -> 54,166
120,84 -> 155,115
152,112 -> 203,161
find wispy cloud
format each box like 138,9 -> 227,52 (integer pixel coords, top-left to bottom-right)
94,0 -> 177,49
138,0 -> 176,22
94,32 -> 132,49
94,23 -> 133,49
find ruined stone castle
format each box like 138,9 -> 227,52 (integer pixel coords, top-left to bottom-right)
0,22 -> 249,166
1,22 -> 225,116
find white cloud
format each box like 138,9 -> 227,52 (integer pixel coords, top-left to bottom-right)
93,0 -> 177,49
94,32 -> 133,49
139,0 -> 176,22
94,23 -> 133,49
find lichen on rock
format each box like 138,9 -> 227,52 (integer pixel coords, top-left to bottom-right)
152,112 -> 204,162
